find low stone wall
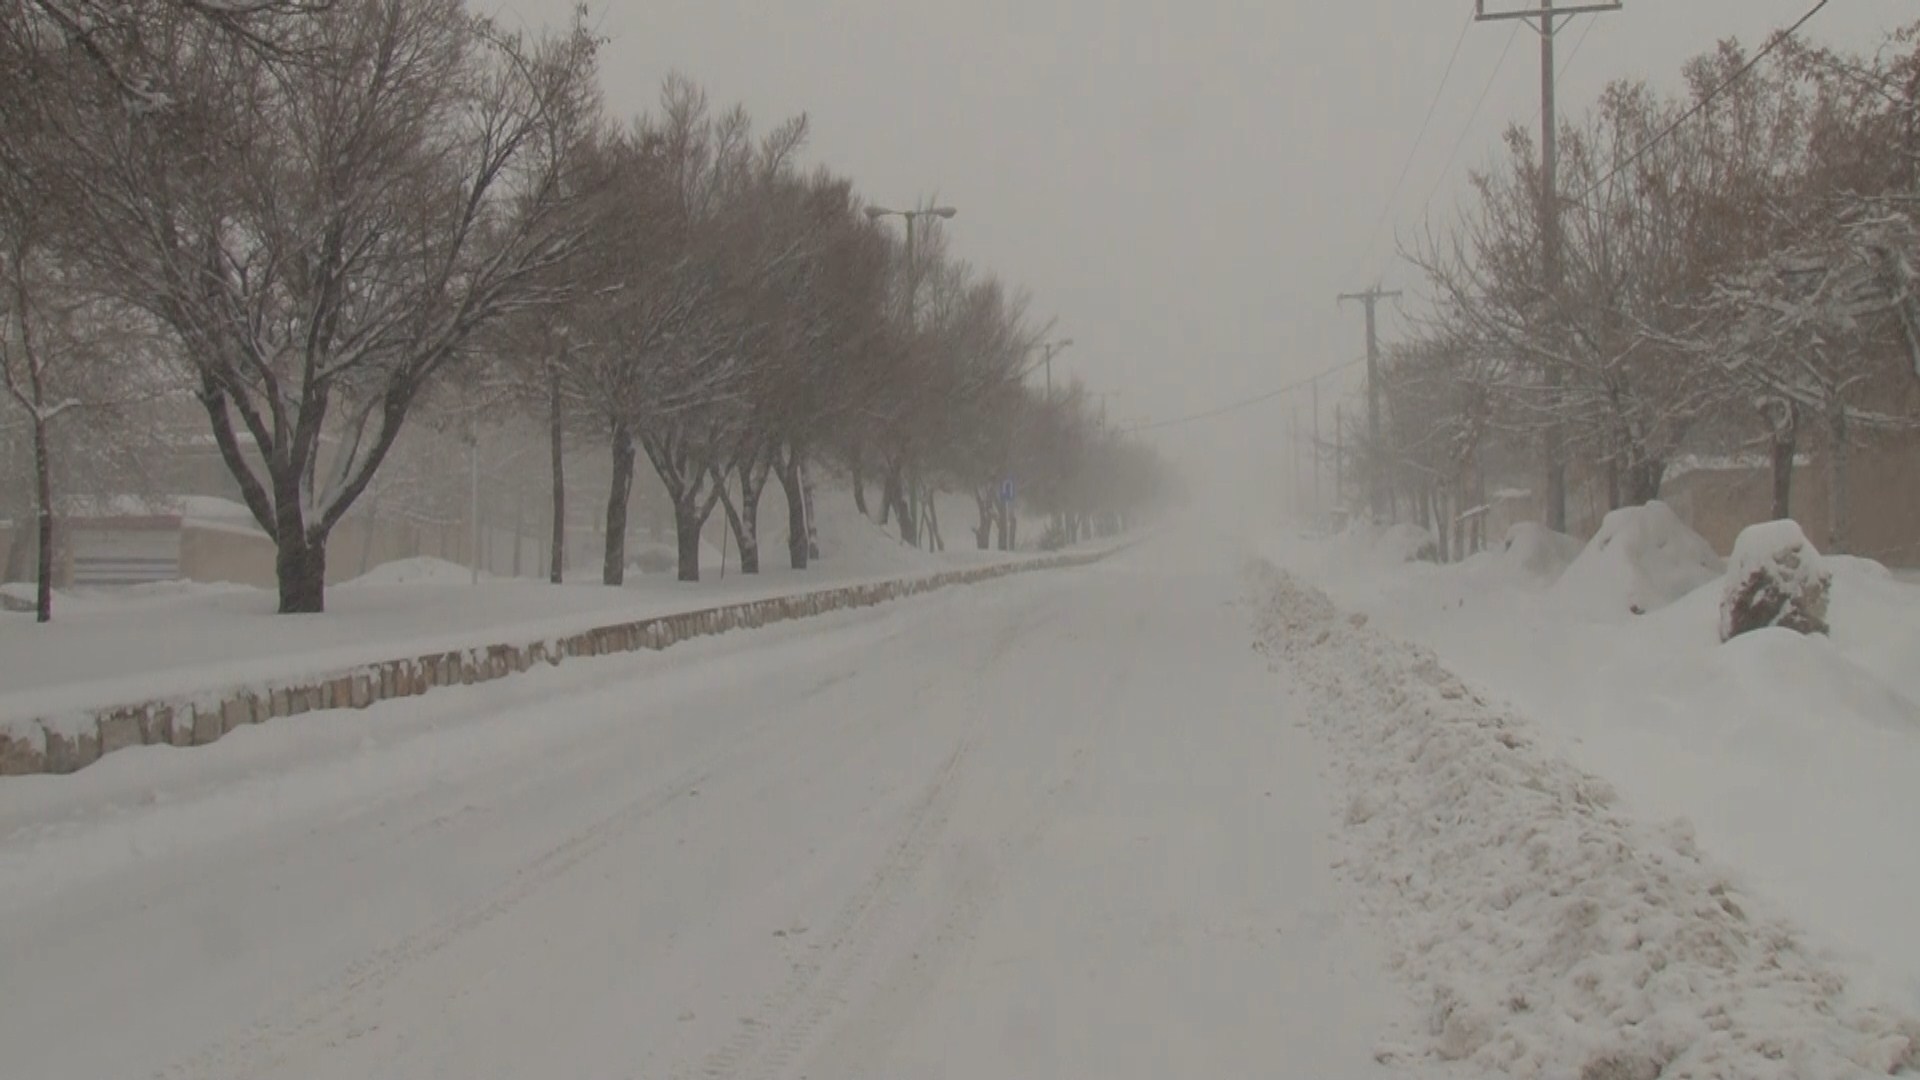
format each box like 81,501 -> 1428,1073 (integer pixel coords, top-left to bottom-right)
0,547 -> 1121,777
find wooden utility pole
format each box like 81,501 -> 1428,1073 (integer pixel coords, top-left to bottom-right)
1311,374 -> 1322,511
1289,403 -> 1302,511
1339,287 -> 1401,523
1334,402 -> 1345,508
1475,0 -> 1622,532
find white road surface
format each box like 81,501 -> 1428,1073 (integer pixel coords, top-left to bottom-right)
0,540 -> 1425,1079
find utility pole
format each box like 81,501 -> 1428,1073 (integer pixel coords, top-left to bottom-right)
1339,286 -> 1401,524
1290,403 -> 1303,513
1311,374 -> 1323,511
1036,338 -> 1075,403
1476,0 -> 1622,532
1334,402 -> 1346,509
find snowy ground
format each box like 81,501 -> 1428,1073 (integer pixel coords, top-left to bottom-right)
0,499 -> 1032,731
1247,559 -> 1917,1078
0,531 -> 1433,1080
1260,507 -> 1920,1070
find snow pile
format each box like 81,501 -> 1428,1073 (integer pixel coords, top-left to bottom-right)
342,557 -> 483,588
1552,502 -> 1724,618
1376,522 -> 1439,564
1720,520 -> 1831,642
1244,558 -> 1920,1079
1499,522 -> 1584,583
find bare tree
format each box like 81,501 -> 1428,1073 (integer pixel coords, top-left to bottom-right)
54,0 -> 601,611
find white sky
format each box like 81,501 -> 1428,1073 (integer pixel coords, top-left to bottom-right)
490,0 -> 1907,485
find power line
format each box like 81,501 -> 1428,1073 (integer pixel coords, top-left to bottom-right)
1124,357 -> 1366,434
1342,8 -> 1476,283
1576,0 -> 1831,203
1420,22 -> 1522,229
1557,13 -> 1598,86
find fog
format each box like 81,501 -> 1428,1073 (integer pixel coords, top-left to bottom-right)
491,0 -> 1903,505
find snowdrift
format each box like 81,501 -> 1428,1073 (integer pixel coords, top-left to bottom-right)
342,557 -> 485,588
1247,560 -> 1920,1078
1274,509 -> 1920,1023
1552,501 -> 1723,618
1499,522 -> 1584,583
1375,522 -> 1438,564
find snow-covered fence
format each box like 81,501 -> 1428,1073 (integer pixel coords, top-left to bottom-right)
0,547 -> 1125,777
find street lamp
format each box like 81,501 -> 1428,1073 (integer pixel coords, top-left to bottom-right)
866,205 -> 958,328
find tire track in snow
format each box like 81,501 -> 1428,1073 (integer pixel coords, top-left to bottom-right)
159,687 -> 822,1080
678,593 -> 1059,1080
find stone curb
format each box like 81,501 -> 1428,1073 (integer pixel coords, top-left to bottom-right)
0,545 -> 1124,778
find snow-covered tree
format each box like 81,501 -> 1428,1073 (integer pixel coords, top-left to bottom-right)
50,0 -> 601,612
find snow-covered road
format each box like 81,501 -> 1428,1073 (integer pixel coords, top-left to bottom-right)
0,540 -> 1416,1079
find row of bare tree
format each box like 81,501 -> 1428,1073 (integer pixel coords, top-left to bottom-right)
1361,20 -> 1920,558
0,0 -> 1174,618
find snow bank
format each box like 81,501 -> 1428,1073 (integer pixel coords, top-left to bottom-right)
1499,522 -> 1584,583
1376,522 -> 1439,564
1552,501 -> 1724,618
1245,560 -> 1920,1078
342,557 -> 485,588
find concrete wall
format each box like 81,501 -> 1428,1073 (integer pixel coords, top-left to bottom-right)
1665,438 -> 1920,566
0,546 -> 1125,777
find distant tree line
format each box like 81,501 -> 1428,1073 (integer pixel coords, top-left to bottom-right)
0,0 -> 1175,618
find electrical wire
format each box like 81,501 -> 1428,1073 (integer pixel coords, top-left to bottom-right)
1419,22 -> 1523,227
1557,12 -> 1598,87
1340,8 -> 1478,284
1575,0 -> 1831,203
1123,357 -> 1367,434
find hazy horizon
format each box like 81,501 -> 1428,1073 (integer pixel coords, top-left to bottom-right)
488,1 -> 1905,486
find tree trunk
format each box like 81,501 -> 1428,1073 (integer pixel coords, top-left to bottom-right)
674,497 -> 702,583
356,485 -> 382,577
549,369 -> 566,584
974,490 -> 994,549
925,487 -> 943,552
851,445 -> 869,517
3,515 -> 27,584
721,461 -> 766,575
30,415 -> 53,623
511,492 -> 524,578
1766,400 -> 1798,522
801,461 -> 819,560
778,451 -> 809,570
276,531 -> 327,614
907,479 -> 923,549
603,423 -> 635,586
884,465 -> 916,545
1626,457 -> 1664,507
1827,402 -> 1850,554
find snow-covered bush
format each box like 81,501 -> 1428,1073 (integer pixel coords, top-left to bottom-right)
1720,520 -> 1831,643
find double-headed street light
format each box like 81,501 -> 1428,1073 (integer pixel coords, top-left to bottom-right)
866,205 -> 958,327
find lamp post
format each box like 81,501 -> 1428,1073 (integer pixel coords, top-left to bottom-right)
865,205 -> 958,550
865,204 -> 957,329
